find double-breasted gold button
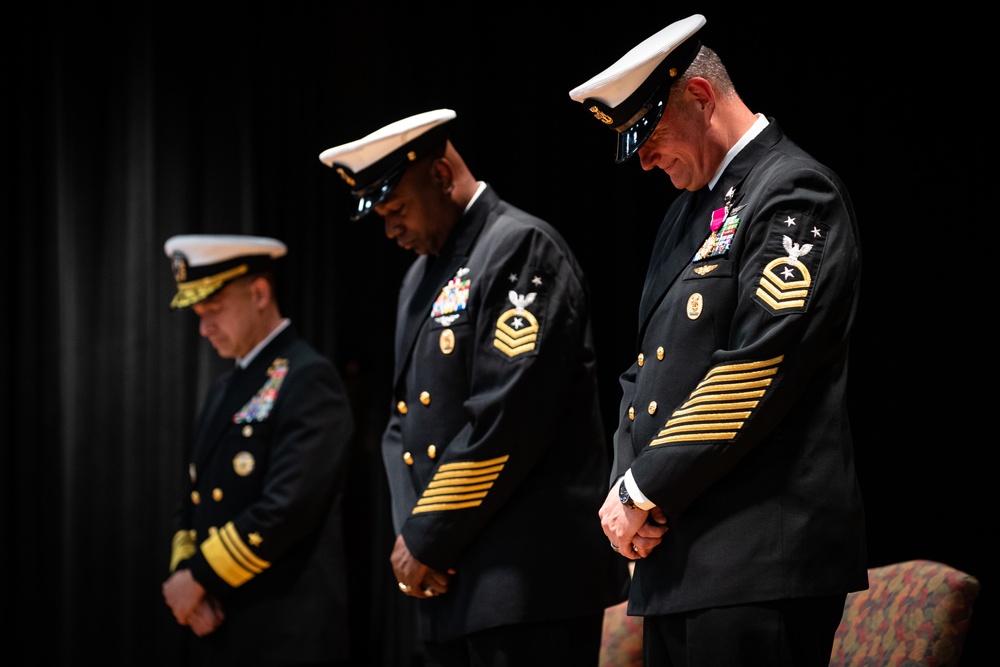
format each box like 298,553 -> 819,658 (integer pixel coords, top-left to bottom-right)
191,490 -> 201,505
427,444 -> 437,459
637,353 -> 645,367
420,391 -> 431,406
648,401 -> 657,415
397,401 -> 408,415
212,488 -> 223,502
242,424 -> 253,437
403,452 -> 414,465
628,406 -> 635,421
656,346 -> 664,360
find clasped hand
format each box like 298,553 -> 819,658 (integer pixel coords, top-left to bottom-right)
599,485 -> 669,560
162,568 -> 225,636
391,534 -> 454,598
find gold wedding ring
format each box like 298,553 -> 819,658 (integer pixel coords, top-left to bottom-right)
398,581 -> 410,592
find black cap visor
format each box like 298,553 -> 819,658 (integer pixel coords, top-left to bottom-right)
615,96 -> 668,163
349,160 -> 408,221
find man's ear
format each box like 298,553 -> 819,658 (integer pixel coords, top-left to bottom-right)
250,275 -> 271,307
687,77 -> 715,111
432,157 -> 455,194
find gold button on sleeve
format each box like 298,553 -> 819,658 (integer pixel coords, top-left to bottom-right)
419,391 -> 431,405
403,452 -> 414,465
397,401 -> 408,415
647,401 -> 657,415
427,444 -> 437,459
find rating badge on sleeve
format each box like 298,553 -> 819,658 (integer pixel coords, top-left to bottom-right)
493,290 -> 539,358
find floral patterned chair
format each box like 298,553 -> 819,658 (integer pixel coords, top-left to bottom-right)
599,599 -> 643,667
600,559 -> 980,667
829,559 -> 981,667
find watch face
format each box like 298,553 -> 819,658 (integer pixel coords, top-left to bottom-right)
619,480 -> 630,505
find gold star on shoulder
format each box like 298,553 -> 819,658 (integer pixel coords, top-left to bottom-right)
248,532 -> 263,546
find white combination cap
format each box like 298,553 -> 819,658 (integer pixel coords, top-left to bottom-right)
569,14 -> 706,163
163,234 -> 287,309
319,109 -> 456,221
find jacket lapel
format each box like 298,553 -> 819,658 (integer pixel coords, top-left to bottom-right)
193,327 -> 295,471
392,187 -> 494,384
635,121 -> 783,339
637,188 -> 713,333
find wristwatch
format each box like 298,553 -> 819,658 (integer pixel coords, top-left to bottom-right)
619,479 -> 636,509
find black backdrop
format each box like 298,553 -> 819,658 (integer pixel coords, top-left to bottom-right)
6,3 -> 991,665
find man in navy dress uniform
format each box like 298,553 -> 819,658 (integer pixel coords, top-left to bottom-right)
319,109 -> 629,666
161,234 -> 356,666
570,14 -> 868,666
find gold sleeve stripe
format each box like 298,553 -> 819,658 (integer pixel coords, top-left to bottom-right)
416,491 -> 489,504
673,400 -> 760,415
200,522 -> 270,588
696,366 -> 777,388
413,500 -> 484,513
665,411 -> 752,425
677,390 -> 767,410
412,455 -> 510,514
657,421 -> 745,434
170,529 -> 197,572
690,378 -> 773,397
652,431 -> 738,445
219,522 -> 269,571
433,465 -> 505,479
425,481 -> 495,494
650,357 -> 782,447
438,455 -> 510,472
703,356 -> 784,378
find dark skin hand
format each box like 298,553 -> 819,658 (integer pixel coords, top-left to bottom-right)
391,534 -> 455,598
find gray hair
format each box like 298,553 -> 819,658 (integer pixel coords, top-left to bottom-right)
676,45 -> 736,99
